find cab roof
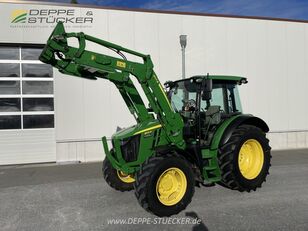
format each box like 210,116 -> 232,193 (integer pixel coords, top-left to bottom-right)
173,75 -> 246,83
165,75 -> 247,88
188,75 -> 247,84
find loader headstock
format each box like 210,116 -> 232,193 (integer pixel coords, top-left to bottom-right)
39,22 -> 68,65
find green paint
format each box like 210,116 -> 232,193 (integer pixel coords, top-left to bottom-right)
40,22 -> 259,183
210,115 -> 242,150
40,22 -> 184,174
198,115 -> 242,182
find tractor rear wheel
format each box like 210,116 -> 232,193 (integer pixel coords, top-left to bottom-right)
218,124 -> 271,192
102,157 -> 135,192
134,153 -> 195,217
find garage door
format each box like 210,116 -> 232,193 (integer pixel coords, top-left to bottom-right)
0,45 -> 56,165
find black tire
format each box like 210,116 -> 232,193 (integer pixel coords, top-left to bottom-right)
102,157 -> 134,192
218,124 -> 271,192
134,153 -> 195,217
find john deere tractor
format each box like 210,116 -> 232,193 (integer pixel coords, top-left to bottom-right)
40,22 -> 271,217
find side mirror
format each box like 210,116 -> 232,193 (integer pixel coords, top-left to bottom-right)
202,79 -> 212,101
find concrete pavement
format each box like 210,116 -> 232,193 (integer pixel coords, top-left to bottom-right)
0,149 -> 307,231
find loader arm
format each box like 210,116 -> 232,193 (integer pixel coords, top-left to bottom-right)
39,22 -> 185,148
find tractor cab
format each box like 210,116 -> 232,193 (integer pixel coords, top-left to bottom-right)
166,75 -> 247,146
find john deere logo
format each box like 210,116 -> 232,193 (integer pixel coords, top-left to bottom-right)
11,10 -> 27,23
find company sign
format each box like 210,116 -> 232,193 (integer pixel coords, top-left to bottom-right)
10,8 -> 93,28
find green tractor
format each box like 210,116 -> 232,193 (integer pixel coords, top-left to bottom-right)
40,22 -> 271,217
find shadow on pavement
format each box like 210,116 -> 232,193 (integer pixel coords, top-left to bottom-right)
185,211 -> 208,231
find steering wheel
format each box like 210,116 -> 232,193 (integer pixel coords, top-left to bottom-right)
185,99 -> 196,111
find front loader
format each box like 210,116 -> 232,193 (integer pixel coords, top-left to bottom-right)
40,22 -> 271,217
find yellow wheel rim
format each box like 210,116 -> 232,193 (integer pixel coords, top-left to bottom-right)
117,171 -> 135,183
238,139 -> 264,180
156,167 -> 187,206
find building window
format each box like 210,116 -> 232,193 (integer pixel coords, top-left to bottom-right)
0,45 -> 54,130
22,64 -> 53,78
0,63 -> 20,77
0,47 -> 19,60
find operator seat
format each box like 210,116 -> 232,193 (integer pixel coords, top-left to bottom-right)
205,105 -> 221,125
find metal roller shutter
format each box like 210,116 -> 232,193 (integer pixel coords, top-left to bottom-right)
0,45 -> 56,165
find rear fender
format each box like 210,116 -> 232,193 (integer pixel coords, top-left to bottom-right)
216,115 -> 269,149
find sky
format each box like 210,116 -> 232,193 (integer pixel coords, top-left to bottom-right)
31,0 -> 308,21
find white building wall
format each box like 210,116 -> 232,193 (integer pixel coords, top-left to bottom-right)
0,2 -> 307,164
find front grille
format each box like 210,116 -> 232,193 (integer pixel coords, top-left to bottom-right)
120,135 -> 140,162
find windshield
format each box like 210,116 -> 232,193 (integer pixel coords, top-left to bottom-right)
169,80 -> 196,112
169,79 -> 242,113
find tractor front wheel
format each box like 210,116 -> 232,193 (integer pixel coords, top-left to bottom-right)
134,153 -> 195,217
218,124 -> 271,192
102,157 -> 135,192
